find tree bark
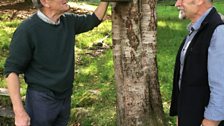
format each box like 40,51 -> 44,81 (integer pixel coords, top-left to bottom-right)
112,0 -> 167,125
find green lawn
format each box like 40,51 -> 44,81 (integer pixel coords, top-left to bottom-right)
0,1 -> 224,125
156,3 -> 188,125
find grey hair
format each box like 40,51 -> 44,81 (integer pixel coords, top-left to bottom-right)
32,0 -> 43,8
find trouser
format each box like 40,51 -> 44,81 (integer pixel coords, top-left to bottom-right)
25,88 -> 71,126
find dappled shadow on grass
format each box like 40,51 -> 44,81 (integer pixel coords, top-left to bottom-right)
71,19 -> 115,125
72,49 -> 116,125
156,7 -> 189,125
157,18 -> 188,55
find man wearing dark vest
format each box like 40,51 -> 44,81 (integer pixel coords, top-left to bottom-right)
169,0 -> 224,126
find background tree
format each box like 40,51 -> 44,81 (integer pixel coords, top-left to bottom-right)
112,0 -> 167,125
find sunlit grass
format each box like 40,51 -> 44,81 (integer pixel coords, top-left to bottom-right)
76,20 -> 112,48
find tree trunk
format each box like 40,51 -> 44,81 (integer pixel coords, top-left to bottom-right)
112,0 -> 167,125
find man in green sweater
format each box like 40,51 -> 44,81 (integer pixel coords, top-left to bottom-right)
4,0 -> 108,125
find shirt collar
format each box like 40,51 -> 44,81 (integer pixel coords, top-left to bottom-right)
187,7 -> 213,33
37,10 -> 60,25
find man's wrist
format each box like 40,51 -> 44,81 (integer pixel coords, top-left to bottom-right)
202,118 -> 220,126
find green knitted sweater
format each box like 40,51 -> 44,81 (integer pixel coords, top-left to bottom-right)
4,13 -> 101,94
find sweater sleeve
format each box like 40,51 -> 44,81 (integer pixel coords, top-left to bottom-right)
4,26 -> 33,76
70,13 -> 101,34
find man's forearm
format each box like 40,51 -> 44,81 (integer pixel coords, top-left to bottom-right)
94,2 -> 109,20
6,73 -> 25,114
6,73 -> 31,125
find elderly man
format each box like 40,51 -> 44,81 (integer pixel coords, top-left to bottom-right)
169,0 -> 224,126
4,0 -> 108,125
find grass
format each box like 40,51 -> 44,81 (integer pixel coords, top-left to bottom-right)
0,14 -> 21,87
156,4 -> 188,125
1,1 -> 224,125
72,19 -> 115,125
